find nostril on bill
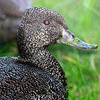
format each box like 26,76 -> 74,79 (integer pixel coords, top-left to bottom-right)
72,34 -> 75,38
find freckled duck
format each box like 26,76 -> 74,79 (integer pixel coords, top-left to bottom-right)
0,7 -> 98,100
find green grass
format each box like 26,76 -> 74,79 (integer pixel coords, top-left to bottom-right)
0,0 -> 100,99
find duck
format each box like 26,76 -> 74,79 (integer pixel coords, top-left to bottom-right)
0,7 -> 98,100
0,0 -> 31,41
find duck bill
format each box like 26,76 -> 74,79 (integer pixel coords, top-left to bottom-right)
57,29 -> 98,50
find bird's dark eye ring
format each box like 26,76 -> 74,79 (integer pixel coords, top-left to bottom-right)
44,20 -> 50,25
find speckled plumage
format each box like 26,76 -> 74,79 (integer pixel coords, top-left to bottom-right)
0,57 -> 65,100
0,7 -> 68,100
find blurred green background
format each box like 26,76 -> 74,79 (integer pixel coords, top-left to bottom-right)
0,0 -> 100,100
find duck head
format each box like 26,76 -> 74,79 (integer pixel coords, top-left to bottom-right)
17,7 -> 98,58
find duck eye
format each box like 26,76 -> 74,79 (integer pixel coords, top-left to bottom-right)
44,20 -> 50,25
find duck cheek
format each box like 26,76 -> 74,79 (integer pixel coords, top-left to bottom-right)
38,33 -> 51,46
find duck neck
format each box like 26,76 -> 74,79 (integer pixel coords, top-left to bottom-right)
18,47 -> 65,85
